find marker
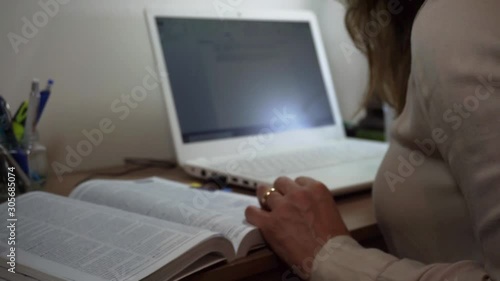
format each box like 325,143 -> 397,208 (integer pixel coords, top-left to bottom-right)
189,182 -> 218,191
12,101 -> 28,142
22,79 -> 40,148
190,182 -> 203,188
0,97 -> 29,187
13,101 -> 29,125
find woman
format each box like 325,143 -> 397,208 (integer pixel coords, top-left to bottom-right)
245,0 -> 500,280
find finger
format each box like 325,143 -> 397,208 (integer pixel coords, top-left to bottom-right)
273,176 -> 301,195
295,176 -> 318,187
257,185 -> 284,211
245,206 -> 271,228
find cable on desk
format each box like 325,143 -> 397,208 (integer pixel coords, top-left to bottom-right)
75,158 -> 177,186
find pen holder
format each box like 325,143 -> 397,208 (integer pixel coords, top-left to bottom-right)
24,132 -> 49,187
0,147 -> 31,203
0,141 -> 48,202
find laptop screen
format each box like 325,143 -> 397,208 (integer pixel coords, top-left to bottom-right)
155,18 -> 335,143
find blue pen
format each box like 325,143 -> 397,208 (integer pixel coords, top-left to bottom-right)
36,79 -> 53,124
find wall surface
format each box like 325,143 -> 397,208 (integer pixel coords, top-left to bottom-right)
315,0 -> 369,121
0,0 -> 368,173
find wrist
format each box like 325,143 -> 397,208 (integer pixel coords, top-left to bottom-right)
289,234 -> 351,280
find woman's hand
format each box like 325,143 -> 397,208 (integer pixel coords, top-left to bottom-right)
245,176 -> 350,278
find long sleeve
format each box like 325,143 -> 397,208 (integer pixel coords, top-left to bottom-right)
311,0 -> 500,280
312,236 -> 491,281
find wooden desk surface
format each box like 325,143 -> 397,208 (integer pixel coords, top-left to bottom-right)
44,166 -> 380,280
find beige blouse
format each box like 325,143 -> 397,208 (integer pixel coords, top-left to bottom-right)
312,0 -> 500,280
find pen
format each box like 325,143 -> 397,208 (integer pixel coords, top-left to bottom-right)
22,79 -> 40,148
36,79 -> 53,125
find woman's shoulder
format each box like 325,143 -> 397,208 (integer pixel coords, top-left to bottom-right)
410,0 -> 499,108
413,0 -> 500,51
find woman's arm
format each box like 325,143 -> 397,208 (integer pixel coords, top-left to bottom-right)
312,236 -> 492,281
246,172 -> 497,281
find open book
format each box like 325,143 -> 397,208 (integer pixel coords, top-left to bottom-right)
0,177 -> 264,281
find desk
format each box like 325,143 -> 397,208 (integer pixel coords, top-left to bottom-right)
45,166 -> 382,281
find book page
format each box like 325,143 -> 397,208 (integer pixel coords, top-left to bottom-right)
70,178 -> 263,255
0,192 -> 225,281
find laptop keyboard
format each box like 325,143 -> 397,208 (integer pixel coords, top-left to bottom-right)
210,141 -> 387,178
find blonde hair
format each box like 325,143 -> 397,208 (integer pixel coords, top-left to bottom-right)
345,0 -> 425,114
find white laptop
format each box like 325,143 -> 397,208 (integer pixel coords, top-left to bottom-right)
146,8 -> 388,195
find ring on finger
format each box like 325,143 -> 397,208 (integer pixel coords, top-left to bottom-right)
260,187 -> 278,210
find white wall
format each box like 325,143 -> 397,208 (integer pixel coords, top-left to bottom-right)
0,0 -> 368,173
315,0 -> 368,121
